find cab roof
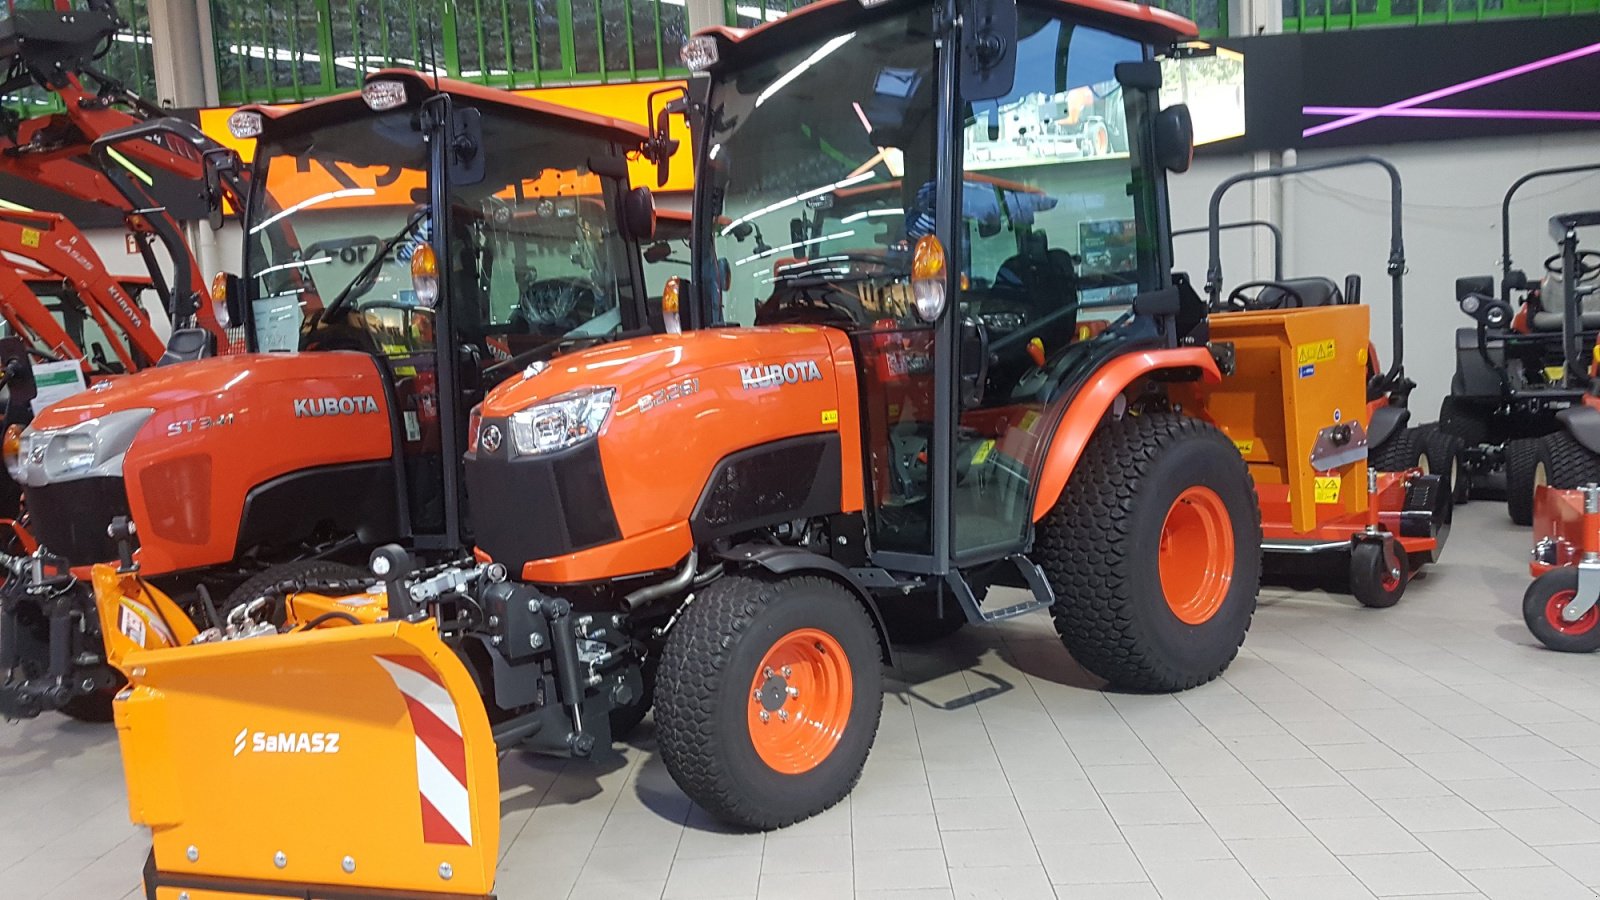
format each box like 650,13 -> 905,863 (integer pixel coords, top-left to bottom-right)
696,0 -> 1197,51
242,69 -> 649,145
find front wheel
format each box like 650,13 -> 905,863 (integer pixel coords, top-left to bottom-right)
1350,542 -> 1407,609
1036,413 -> 1261,693
1505,438 -> 1541,526
654,573 -> 883,830
1523,568 -> 1600,652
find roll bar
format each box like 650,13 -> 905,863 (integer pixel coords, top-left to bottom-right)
1206,155 -> 1406,393
1172,219 -> 1283,282
1501,162 -> 1600,303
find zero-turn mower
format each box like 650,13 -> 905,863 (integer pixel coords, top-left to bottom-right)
1440,163 -> 1600,523
1190,157 -> 1451,607
90,0 -> 1269,896
0,70 -> 666,721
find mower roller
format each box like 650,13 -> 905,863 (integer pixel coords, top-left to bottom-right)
1189,156 -> 1451,608
0,70 -> 666,722
90,0 -> 1272,895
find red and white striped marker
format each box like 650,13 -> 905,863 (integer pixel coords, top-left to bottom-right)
376,655 -> 473,847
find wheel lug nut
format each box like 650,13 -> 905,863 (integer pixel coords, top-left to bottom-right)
753,689 -> 762,701
778,710 -> 788,721
786,686 -> 799,698
780,666 -> 792,678
759,710 -> 770,723
763,667 -> 774,678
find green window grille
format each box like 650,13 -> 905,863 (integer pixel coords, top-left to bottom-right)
1284,0 -> 1596,31
2,0 -> 155,117
211,0 -> 690,104
724,0 -> 1226,39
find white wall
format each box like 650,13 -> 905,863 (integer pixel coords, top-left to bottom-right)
1168,131 -> 1600,419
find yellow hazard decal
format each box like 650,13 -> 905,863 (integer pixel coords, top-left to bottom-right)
972,440 -> 996,466
1296,339 -> 1336,366
1546,366 -> 1567,382
1019,410 -> 1040,432
1315,476 -> 1341,504
821,409 -> 839,425
887,403 -> 901,419
20,228 -> 40,248
1233,439 -> 1255,455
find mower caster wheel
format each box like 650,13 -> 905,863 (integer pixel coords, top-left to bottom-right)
655,573 -> 882,830
1524,568 -> 1600,652
1505,438 -> 1541,526
1350,542 -> 1407,609
1038,413 -> 1261,693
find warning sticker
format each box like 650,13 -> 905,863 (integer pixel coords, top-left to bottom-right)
1233,439 -> 1255,455
1315,476 -> 1342,504
1019,411 -> 1040,432
972,440 -> 996,466
20,228 -> 40,248
119,605 -> 146,648
1296,339 -> 1336,366
821,409 -> 839,425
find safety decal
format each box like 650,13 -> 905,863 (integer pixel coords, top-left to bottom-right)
1232,439 -> 1255,455
376,655 -> 473,847
20,228 -> 39,248
1295,339 -> 1335,366
972,440 -> 996,466
1315,476 -> 1341,504
1298,364 -> 1315,379
821,409 -> 839,425
1019,411 -> 1040,432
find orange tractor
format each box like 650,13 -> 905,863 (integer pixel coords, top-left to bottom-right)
1,69 -> 668,721
89,0 -> 1275,896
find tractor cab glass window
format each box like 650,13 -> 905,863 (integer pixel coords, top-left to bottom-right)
445,116 -> 638,368
244,109 -> 430,353
948,14 -> 1152,556
698,12 -> 939,329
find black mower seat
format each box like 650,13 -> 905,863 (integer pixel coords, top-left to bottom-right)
1258,276 -> 1343,309
1529,309 -> 1600,331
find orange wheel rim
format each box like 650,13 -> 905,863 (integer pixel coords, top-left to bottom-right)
747,628 -> 853,775
1158,486 -> 1235,625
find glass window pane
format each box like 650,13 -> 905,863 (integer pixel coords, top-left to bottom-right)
572,0 -> 602,74
603,0 -> 632,71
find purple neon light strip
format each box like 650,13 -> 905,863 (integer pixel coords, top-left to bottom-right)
1304,105 -> 1600,123
1301,40 -> 1600,138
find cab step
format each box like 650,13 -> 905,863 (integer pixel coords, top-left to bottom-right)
947,555 -> 1056,623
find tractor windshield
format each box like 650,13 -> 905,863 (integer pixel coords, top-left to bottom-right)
244,105 -> 640,359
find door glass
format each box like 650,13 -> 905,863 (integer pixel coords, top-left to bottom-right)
951,14 -> 1150,556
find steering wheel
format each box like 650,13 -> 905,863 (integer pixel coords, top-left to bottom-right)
1225,280 -> 1307,312
1544,250 -> 1600,279
517,278 -> 599,327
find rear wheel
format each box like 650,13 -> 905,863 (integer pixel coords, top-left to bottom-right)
1036,413 -> 1261,692
1523,568 -> 1600,653
1422,427 -> 1467,503
1350,542 -> 1407,609
1539,430 -> 1600,489
1369,427 -> 1420,471
1506,438 -> 1541,526
655,573 -> 882,829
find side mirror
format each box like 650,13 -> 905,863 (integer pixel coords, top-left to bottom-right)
1456,275 -> 1494,303
644,242 -> 672,264
643,88 -> 685,188
449,107 -> 485,187
959,0 -> 1017,102
959,319 -> 989,408
622,186 -> 656,242
1154,104 -> 1194,174
203,161 -> 225,231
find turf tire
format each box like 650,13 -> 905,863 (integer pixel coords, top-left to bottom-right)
1505,438 -> 1541,526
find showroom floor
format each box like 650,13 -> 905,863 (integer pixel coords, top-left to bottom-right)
8,502 -> 1600,900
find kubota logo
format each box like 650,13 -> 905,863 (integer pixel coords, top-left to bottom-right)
234,726 -> 341,756
293,395 -> 379,418
739,360 -> 823,391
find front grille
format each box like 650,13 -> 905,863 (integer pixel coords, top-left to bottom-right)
464,434 -> 620,569
25,477 -> 132,563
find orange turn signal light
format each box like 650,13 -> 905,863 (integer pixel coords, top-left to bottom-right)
1027,337 -> 1046,368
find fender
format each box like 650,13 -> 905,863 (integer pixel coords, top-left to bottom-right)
714,543 -> 894,665
1558,405 -> 1600,456
1030,347 -> 1222,522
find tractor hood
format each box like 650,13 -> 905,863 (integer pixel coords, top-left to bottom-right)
29,351 -> 383,431
469,326 -> 861,581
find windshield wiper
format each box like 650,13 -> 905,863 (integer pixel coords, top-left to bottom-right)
322,209 -> 429,317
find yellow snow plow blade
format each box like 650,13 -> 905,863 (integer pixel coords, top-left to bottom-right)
90,565 -> 501,899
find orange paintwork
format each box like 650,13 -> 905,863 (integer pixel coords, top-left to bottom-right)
1030,347 -> 1222,522
747,627 -> 852,775
0,210 -> 170,366
1159,486 -> 1235,625
482,326 -> 859,576
1531,485 -> 1597,577
31,352 -> 392,574
1255,472 -> 1436,555
0,267 -> 89,368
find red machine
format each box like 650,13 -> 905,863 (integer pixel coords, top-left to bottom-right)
1526,484 -> 1600,651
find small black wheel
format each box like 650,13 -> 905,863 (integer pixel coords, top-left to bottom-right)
223,560 -> 367,622
873,586 -> 976,645
1350,541 -> 1407,608
1539,430 -> 1600,489
1523,568 -> 1600,653
655,573 -> 883,830
1422,427 -> 1468,504
1036,413 -> 1261,692
1505,438 -> 1541,526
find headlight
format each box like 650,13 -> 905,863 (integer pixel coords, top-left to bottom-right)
509,388 -> 616,457
16,408 -> 156,486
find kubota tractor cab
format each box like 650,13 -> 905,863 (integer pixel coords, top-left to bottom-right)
0,69 -> 662,721
89,1 -> 1268,896
1195,156 -> 1452,608
1443,163 -> 1600,523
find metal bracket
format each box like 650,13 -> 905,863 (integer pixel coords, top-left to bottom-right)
1564,558 -> 1600,623
1310,420 -> 1368,473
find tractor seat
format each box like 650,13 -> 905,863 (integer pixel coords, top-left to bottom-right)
1257,277 -> 1343,309
1529,308 -> 1600,331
